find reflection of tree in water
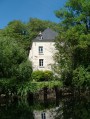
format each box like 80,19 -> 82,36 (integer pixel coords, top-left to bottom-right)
0,100 -> 34,119
0,97 -> 90,119
54,97 -> 90,119
0,98 -> 56,119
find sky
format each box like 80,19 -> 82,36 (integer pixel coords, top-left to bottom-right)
0,0 -> 67,29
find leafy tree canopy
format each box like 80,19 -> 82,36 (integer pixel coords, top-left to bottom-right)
0,36 -> 26,78
0,18 -> 59,54
55,0 -> 90,31
54,0 -> 90,88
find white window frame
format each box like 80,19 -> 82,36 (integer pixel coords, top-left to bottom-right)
39,46 -> 43,54
41,112 -> 46,119
39,59 -> 44,67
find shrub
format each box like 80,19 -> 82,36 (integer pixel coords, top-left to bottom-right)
44,70 -> 53,81
31,70 -> 54,82
17,60 -> 32,82
31,70 -> 44,82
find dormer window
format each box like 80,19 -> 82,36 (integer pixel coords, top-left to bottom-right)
38,31 -> 43,40
40,36 -> 43,40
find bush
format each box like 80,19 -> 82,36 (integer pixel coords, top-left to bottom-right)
16,60 -> 32,82
31,70 -> 54,82
44,70 -> 53,81
31,70 -> 44,82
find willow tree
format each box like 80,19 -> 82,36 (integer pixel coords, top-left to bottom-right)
54,0 -> 90,88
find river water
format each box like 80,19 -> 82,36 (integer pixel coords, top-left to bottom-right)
0,96 -> 90,119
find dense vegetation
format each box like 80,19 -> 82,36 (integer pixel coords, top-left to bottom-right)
0,18 -> 61,96
0,18 -> 59,54
54,0 -> 90,92
0,0 -> 90,97
0,37 -> 32,95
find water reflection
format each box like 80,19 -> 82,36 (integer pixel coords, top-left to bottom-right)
0,98 -> 34,119
0,96 -> 90,119
54,96 -> 90,119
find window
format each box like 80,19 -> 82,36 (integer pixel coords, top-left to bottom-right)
39,46 -> 43,54
41,112 -> 46,119
39,59 -> 44,67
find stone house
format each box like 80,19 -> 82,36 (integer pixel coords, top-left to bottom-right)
29,28 -> 58,71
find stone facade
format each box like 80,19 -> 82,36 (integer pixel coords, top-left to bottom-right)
29,28 -> 58,71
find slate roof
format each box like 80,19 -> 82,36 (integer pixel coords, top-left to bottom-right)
33,28 -> 58,42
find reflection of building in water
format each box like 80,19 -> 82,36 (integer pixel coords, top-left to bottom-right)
33,104 -> 63,119
33,109 -> 56,119
41,112 -> 46,119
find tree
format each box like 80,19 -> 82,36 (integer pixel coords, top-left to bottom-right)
72,66 -> 90,88
0,19 -> 59,55
0,36 -> 26,78
0,20 -> 30,54
0,20 -> 26,38
26,18 -> 59,41
0,37 -> 32,80
0,36 -> 32,94
55,0 -> 90,31
0,18 -> 60,95
54,0 -> 90,88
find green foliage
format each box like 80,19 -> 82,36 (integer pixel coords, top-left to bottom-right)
0,18 -> 60,95
17,81 -> 63,96
16,60 -> 32,82
26,18 -> 59,41
55,97 -> 90,119
0,37 -> 32,94
0,20 -> 27,39
0,37 -> 26,78
72,66 -> 90,88
17,70 -> 62,96
0,19 -> 59,55
31,70 -> 44,81
54,0 -> 90,88
55,0 -> 90,31
0,98 -> 34,119
0,78 -> 17,94
0,20 -> 31,54
44,70 -> 54,81
7,20 -> 26,34
31,70 -> 54,82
